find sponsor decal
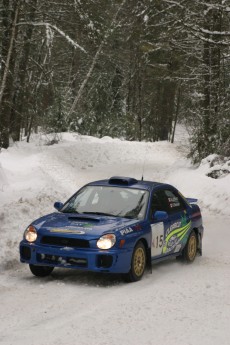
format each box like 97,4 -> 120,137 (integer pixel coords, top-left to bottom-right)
50,228 -> 85,234
165,235 -> 181,253
120,227 -> 133,236
133,224 -> 142,231
48,223 -> 92,231
84,223 -> 93,227
174,244 -> 182,252
168,197 -> 178,203
168,196 -> 180,208
169,202 -> 180,208
163,215 -> 191,254
166,221 -> 181,237
68,223 -> 93,230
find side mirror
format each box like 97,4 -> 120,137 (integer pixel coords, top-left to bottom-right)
153,210 -> 168,221
54,201 -> 64,211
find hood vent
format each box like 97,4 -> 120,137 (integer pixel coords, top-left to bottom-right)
109,176 -> 138,186
68,216 -> 100,222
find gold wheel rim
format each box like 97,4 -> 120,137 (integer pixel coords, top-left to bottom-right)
188,235 -> 197,260
133,247 -> 146,277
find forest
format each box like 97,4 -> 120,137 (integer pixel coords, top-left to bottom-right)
0,0 -> 230,162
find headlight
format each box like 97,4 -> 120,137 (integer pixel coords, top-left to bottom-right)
97,234 -> 116,250
24,226 -> 37,243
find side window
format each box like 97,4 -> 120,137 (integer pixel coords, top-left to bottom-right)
150,190 -> 169,217
150,188 -> 187,218
164,189 -> 186,213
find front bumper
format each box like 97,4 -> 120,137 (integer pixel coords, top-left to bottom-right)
19,241 -> 133,274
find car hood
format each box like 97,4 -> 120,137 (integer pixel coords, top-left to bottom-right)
32,212 -> 141,238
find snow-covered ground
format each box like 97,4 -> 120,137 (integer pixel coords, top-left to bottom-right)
0,127 -> 229,345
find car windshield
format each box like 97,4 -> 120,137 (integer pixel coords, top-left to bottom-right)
62,185 -> 149,220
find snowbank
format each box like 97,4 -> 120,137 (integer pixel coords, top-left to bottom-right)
0,131 -> 229,270
0,130 -> 230,345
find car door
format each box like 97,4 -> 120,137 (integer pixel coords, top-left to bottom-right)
150,189 -> 171,259
162,189 -> 190,255
150,188 -> 190,259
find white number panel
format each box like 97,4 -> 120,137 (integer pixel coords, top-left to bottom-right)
151,223 -> 164,257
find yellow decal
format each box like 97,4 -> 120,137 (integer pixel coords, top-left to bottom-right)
50,228 -> 85,234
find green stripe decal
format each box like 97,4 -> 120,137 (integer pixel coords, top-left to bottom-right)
163,221 -> 191,253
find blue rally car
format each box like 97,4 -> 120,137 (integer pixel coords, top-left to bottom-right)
20,176 -> 204,282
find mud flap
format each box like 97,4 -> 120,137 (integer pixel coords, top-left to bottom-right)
198,233 -> 202,256
147,248 -> 152,273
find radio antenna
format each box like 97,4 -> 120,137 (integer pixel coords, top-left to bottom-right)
141,145 -> 148,181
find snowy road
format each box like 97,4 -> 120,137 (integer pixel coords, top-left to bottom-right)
0,131 -> 230,345
0,213 -> 229,345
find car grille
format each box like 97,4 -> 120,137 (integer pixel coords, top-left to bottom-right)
41,236 -> 90,248
37,254 -> 88,267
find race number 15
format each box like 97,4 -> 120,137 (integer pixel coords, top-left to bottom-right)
151,223 -> 164,257
153,235 -> 163,248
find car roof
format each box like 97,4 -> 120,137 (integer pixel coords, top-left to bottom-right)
87,176 -> 174,192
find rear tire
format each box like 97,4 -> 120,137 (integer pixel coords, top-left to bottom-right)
124,241 -> 146,282
29,264 -> 54,277
182,230 -> 197,263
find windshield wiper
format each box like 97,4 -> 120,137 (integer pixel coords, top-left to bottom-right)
82,211 -> 117,217
62,209 -> 79,214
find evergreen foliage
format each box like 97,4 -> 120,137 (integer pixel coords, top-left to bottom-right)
0,0 -> 229,161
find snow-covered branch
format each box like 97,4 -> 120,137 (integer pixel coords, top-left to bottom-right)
18,22 -> 87,53
182,22 -> 230,45
199,28 -> 230,36
162,0 -> 186,9
195,1 -> 230,13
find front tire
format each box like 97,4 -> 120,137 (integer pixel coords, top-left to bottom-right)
182,230 -> 197,263
125,241 -> 146,282
29,264 -> 54,277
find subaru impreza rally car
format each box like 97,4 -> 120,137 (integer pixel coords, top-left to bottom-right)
20,176 -> 204,282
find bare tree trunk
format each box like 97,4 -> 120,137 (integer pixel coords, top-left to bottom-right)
0,0 -> 21,148
26,112 -> 34,143
67,41 -> 104,119
0,2 -> 20,105
66,0 -> 127,121
10,0 -> 37,142
171,82 -> 181,143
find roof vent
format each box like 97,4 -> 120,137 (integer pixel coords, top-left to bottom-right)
108,176 -> 138,186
